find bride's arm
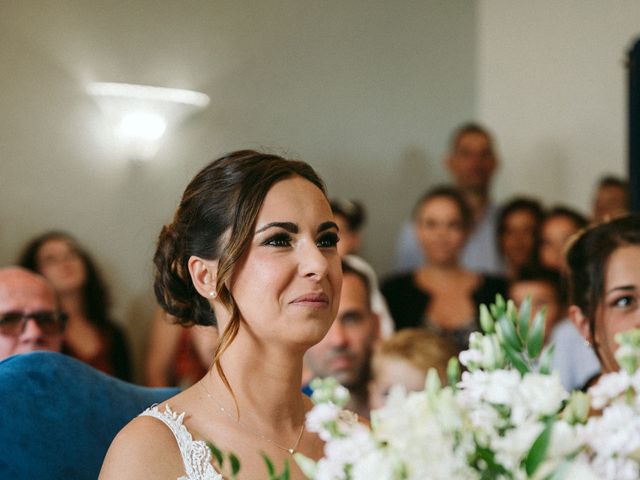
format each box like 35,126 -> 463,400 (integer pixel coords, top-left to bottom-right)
99,416 -> 184,479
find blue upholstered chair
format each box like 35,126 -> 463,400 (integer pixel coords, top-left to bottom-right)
0,351 -> 180,479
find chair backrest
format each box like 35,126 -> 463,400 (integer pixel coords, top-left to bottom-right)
0,351 -> 180,480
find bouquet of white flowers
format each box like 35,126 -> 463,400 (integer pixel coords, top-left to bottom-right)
294,296 -> 640,480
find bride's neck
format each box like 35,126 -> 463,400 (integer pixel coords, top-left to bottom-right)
206,335 -> 306,426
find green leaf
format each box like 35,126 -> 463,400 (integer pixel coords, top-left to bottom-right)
497,316 -> 522,352
527,307 -> 546,359
261,452 -> 276,478
495,294 -> 506,312
503,344 -> 529,375
545,460 -> 572,480
447,357 -> 461,386
479,304 -> 495,333
524,419 -> 554,476
518,296 -> 531,340
294,453 -> 317,478
539,343 -> 555,375
278,459 -> 290,480
206,442 -> 224,468
229,453 -> 241,478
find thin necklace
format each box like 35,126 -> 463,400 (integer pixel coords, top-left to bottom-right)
199,379 -> 305,456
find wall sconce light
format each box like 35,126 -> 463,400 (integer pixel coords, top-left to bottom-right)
87,82 -> 210,161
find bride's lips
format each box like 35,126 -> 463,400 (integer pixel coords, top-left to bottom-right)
290,292 -> 330,309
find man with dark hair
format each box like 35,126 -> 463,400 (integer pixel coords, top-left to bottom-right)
394,122 -> 503,274
592,175 -> 629,222
304,258 -> 379,418
0,267 -> 65,360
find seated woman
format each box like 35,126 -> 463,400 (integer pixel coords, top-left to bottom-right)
496,197 -> 544,279
539,206 -> 588,272
19,232 -> 132,381
567,214 -> 640,388
144,307 -> 219,388
381,186 -> 507,352
100,151 -> 341,479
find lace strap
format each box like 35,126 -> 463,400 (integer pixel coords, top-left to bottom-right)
139,405 -> 222,480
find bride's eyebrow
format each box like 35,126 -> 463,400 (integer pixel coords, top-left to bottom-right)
318,221 -> 339,233
255,222 -> 298,234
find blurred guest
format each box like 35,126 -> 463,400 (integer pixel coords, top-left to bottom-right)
496,197 -> 544,279
330,198 -> 366,257
19,231 -> 132,380
305,258 -> 379,418
368,328 -> 456,410
0,267 -> 65,360
145,307 -> 218,387
394,122 -> 503,274
592,175 -> 629,222
539,206 -> 588,272
382,186 -> 508,352
329,198 -> 394,338
509,266 -> 599,390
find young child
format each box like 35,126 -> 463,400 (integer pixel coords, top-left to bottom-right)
368,328 -> 457,410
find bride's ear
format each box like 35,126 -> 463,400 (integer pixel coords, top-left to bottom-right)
188,256 -> 218,300
568,305 -> 592,344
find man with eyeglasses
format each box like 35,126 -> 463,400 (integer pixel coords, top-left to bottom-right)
0,267 -> 66,361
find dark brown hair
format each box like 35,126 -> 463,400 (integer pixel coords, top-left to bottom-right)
18,231 -> 112,327
566,214 -> 640,343
154,150 -> 326,394
449,122 -> 494,152
413,185 -> 473,233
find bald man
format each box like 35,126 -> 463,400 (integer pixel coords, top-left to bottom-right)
0,267 -> 65,361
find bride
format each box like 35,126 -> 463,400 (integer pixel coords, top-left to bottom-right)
100,150 -> 342,479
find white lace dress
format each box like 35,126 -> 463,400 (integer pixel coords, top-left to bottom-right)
140,405 -> 223,480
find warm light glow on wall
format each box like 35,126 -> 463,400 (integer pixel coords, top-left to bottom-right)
87,82 -> 210,161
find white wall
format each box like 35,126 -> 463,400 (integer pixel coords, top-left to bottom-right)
477,0 -> 640,209
0,1 -> 477,376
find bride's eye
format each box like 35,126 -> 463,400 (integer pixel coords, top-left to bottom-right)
612,295 -> 635,309
262,233 -> 292,247
317,232 -> 339,249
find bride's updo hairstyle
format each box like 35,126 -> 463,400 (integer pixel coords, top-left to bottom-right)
154,150 -> 325,387
566,214 -> 640,361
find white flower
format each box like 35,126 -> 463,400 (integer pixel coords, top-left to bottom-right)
351,450 -> 399,480
589,370 -> 631,410
457,369 -> 520,407
514,372 -> 567,422
493,420 -> 544,471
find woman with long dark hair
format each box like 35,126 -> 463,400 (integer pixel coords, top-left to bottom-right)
19,231 -> 131,380
100,150 -> 341,479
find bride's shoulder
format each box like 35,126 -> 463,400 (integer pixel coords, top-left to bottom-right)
99,404 -> 186,479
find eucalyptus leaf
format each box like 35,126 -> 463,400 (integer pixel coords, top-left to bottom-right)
518,296 -> 531,340
479,304 -> 494,333
229,453 -> 241,478
527,307 -> 546,359
497,316 -> 522,352
206,442 -> 224,468
495,294 -> 506,312
524,418 -> 554,476
261,452 -> 276,478
279,459 -> 290,480
503,345 -> 529,375
294,453 -> 317,478
539,343 -> 555,375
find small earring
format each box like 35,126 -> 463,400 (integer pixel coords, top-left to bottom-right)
209,290 -> 217,298
584,339 -> 591,348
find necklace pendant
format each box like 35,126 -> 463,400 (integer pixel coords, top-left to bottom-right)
288,448 -> 294,455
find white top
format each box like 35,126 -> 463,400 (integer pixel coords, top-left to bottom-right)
140,405 -> 223,480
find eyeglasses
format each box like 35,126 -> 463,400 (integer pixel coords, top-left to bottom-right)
0,310 -> 67,336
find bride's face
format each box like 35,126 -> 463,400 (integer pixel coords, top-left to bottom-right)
229,175 -> 342,347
